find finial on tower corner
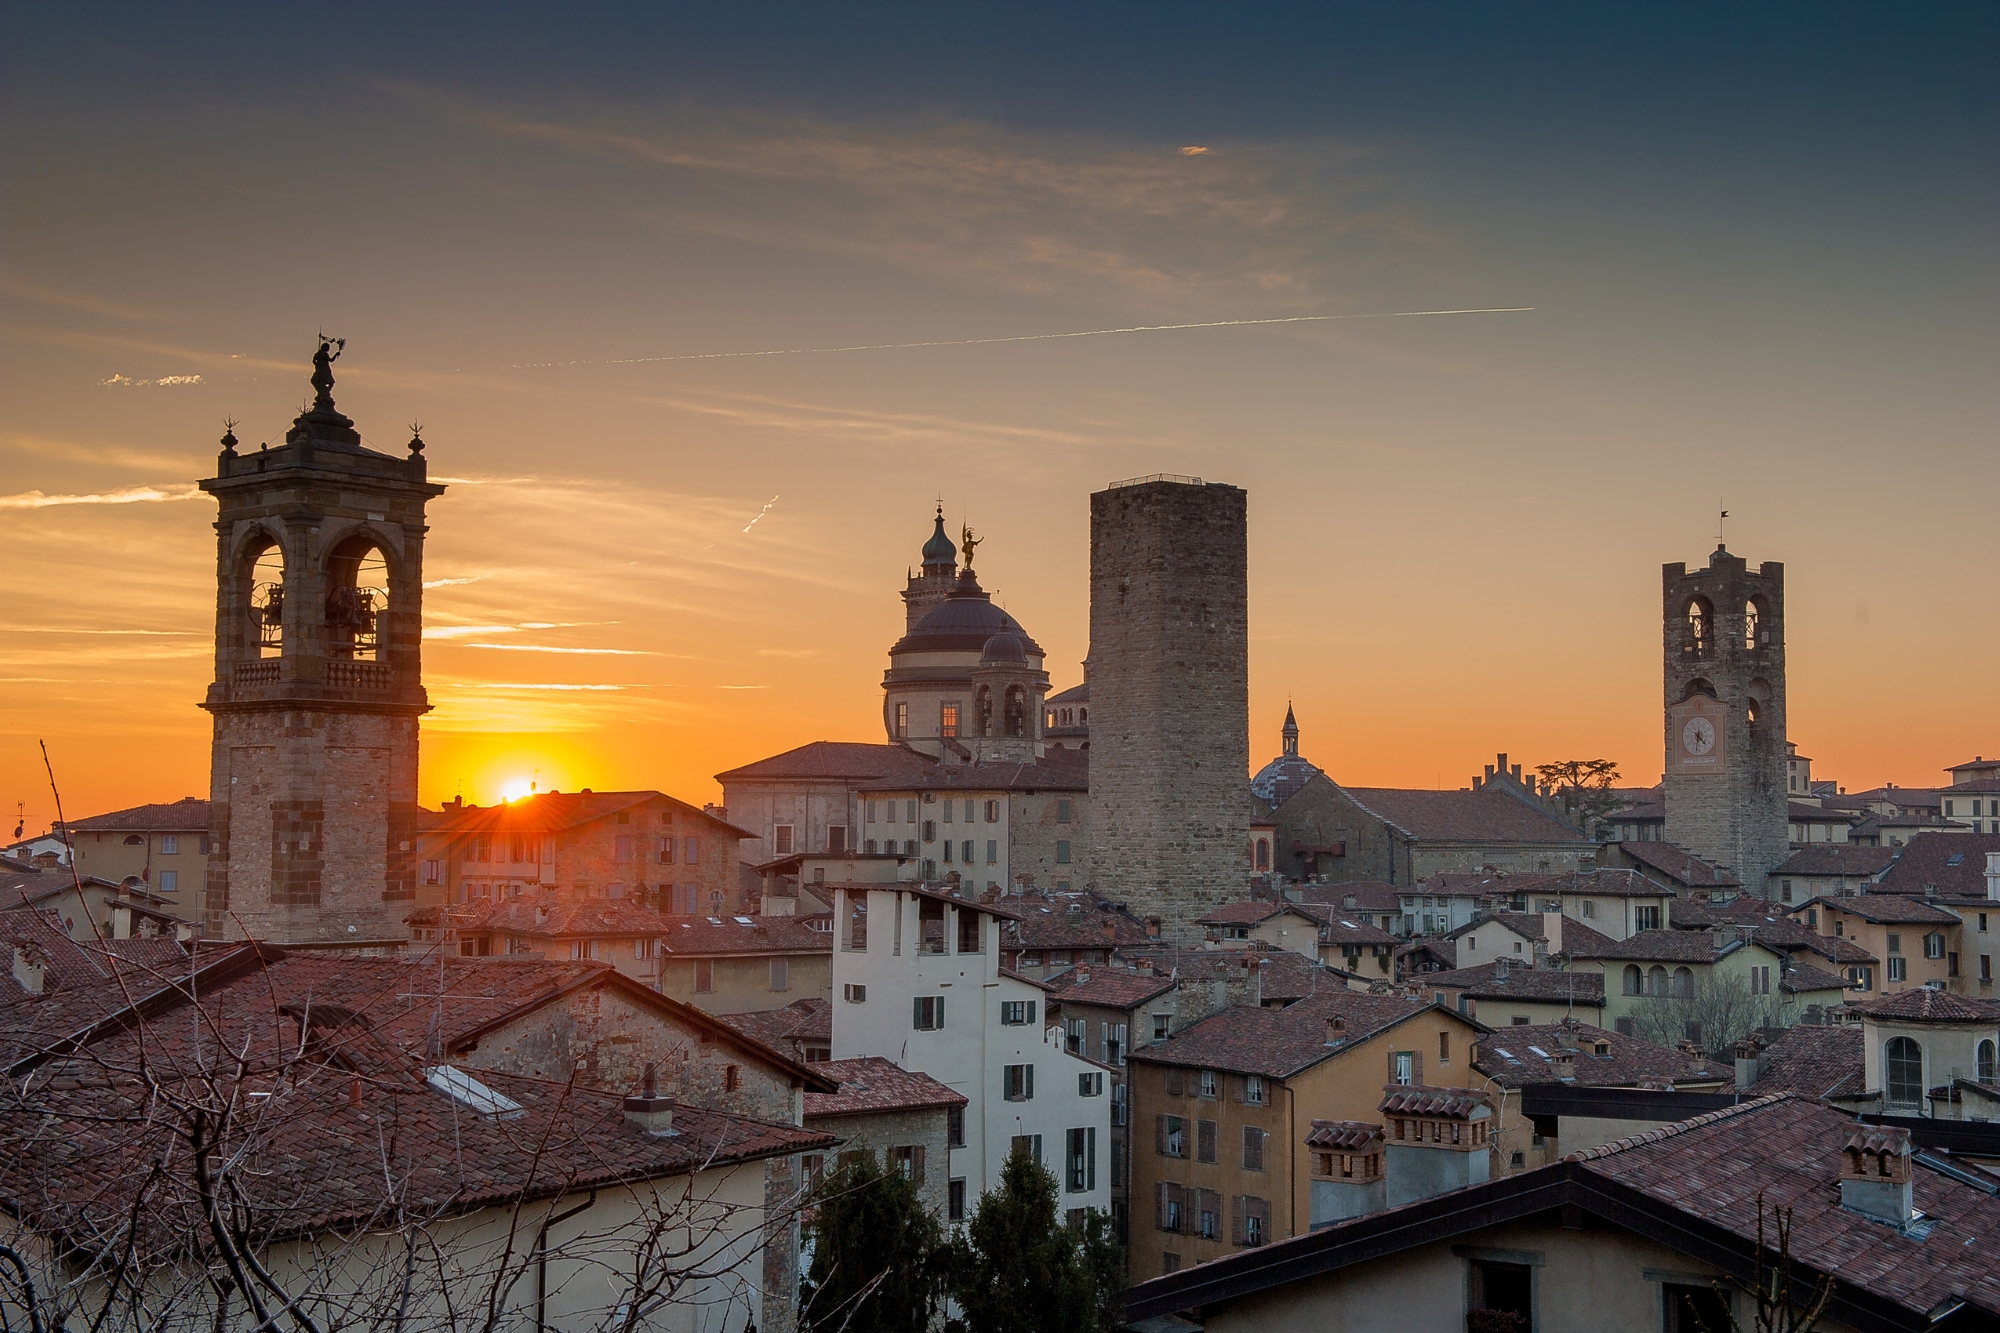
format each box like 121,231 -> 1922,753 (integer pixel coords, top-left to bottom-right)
407,421 -> 425,455
220,417 -> 239,456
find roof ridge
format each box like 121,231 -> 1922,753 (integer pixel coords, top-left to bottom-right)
1562,1093 -> 1794,1163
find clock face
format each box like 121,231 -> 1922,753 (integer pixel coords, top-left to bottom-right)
1682,717 -> 1716,756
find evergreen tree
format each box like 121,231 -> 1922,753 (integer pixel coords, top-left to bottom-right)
951,1147 -> 1119,1333
800,1153 -> 946,1333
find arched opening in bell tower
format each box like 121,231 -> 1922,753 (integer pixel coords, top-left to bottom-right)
1684,596 -> 1713,658
1743,598 -> 1763,650
1003,685 -> 1027,738
325,534 -> 389,662
247,538 -> 286,659
975,685 -> 994,737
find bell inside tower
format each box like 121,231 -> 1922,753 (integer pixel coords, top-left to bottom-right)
325,537 -> 388,661
249,541 -> 286,658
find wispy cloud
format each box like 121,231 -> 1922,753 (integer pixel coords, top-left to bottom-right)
99,373 -> 203,388
0,627 -> 197,636
0,484 -> 203,510
422,575 -> 489,589
0,274 -> 171,322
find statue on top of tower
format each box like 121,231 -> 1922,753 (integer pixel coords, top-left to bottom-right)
961,524 -> 981,570
310,335 -> 345,411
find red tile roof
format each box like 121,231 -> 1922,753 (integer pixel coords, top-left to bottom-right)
856,750 -> 1089,793
1808,894 -> 1964,925
1416,961 -> 1606,1007
1296,881 -> 1403,913
1336,785 -> 1589,845
1748,1024 -> 1865,1099
1853,988 -> 2000,1023
803,1056 -> 966,1118
1378,1084 -> 1488,1117
409,899 -> 685,939
1197,899 -> 1313,927
715,741 -> 936,784
1128,990 -> 1445,1080
1473,1021 -> 1729,1088
720,997 -> 831,1050
1318,916 -> 1399,947
1567,927 -> 1765,963
1872,832 -> 2000,900
657,914 -> 833,956
427,789 -> 756,841
1042,966 -> 1177,1010
57,797 -> 210,832
1002,893 -> 1150,950
1617,840 -> 1740,888
1304,1120 -> 1383,1151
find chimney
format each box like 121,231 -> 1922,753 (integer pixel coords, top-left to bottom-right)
11,945 -> 46,996
1101,917 -> 1116,939
1550,1050 -> 1576,1082
623,1063 -> 677,1137
1839,1125 -> 1914,1229
1307,1121 -> 1387,1228
1324,1013 -> 1347,1047
1379,1085 -> 1493,1207
1734,1034 -> 1767,1092
1541,912 -> 1563,955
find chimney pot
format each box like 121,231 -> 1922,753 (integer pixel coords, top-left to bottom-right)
623,1063 -> 677,1136
1839,1125 -> 1915,1229
11,945 -> 46,996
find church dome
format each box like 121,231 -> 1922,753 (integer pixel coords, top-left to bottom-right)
979,630 -> 1027,664
891,592 -> 1043,657
921,509 -> 958,569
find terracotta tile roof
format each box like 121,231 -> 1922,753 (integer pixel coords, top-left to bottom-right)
715,741 -> 936,784
1416,961 -> 1606,1007
1296,881 -> 1403,913
1793,932 -> 1879,966
1378,1084 -> 1488,1117
1566,927 -> 1758,963
1853,988 -> 2000,1023
1128,990 -> 1442,1080
1446,912 -> 1616,954
1780,958 -> 1854,995
1473,1021 -> 1729,1088
1807,894 -> 1963,925
1042,966 -> 1177,1010
657,914 -> 833,956
428,789 -> 756,841
1393,938 -> 1458,971
803,1056 -> 966,1118
1565,1095 -> 2000,1320
1617,841 -> 1740,888
0,871 -> 128,910
57,797 -> 210,832
1335,785 -> 1590,845
1002,894 -> 1151,950
1748,1025 -> 1865,1099
1318,916 -> 1399,947
1047,681 -> 1088,705
1304,1120 -> 1383,1151
1943,778 -> 2000,795
856,750 -> 1089,793
1197,899 -> 1314,927
408,899 -> 683,939
1872,832 -> 2000,899
1788,800 -> 1856,822
720,997 -> 831,1050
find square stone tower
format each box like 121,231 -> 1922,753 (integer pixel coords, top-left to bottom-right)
1662,546 -> 1789,896
1086,476 -> 1248,935
198,341 -> 445,946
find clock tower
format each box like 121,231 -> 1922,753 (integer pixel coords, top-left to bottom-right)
1662,546 -> 1788,897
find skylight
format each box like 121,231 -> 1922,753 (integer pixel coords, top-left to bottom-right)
424,1065 -> 526,1120
734,916 -> 754,925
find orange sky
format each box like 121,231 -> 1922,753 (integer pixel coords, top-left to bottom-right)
4,10 -> 1995,834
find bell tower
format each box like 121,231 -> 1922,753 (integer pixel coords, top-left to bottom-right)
1662,545 -> 1788,897
199,340 -> 445,946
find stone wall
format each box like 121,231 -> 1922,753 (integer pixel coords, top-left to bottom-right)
1086,480 -> 1249,938
1662,550 -> 1790,895
805,1105 -> 954,1220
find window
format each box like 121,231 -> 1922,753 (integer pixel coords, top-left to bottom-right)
1985,955 -> 1994,983
828,825 -> 847,854
866,800 -> 877,825
159,870 -> 177,894
634,938 -> 653,960
657,837 -> 675,865
1158,1115 -> 1186,1158
1160,1185 -> 1185,1234
1152,1013 -> 1171,1041
958,909 -> 982,954
890,1145 -> 926,1185
1066,1127 -> 1097,1192
1243,1074 -> 1265,1105
942,799 -> 953,825
986,839 -> 998,864
1234,1196 -> 1271,1247
895,702 -> 908,737
1011,1133 -> 1043,1164
160,834 -> 179,855
693,959 -> 713,993
684,836 -> 698,865
1623,964 -> 1643,996
961,839 -> 974,863
1198,1069 -> 1219,1099
1750,965 -> 1771,995
1003,1064 -> 1034,1101
1196,1119 -> 1217,1163
1079,1070 -> 1104,1097
769,958 -> 789,991
1391,1051 -> 1415,1085
985,799 -> 999,822
1886,1036 -> 1923,1108
913,997 -> 946,1030
1511,1015 -> 1531,1026
1107,1022 -> 1128,1064
843,983 -> 867,1004
1887,932 -> 1902,955
1473,1260 -> 1534,1327
948,1104 -> 966,1147
1888,957 -> 1907,983
1066,1018 -> 1086,1054
1615,1017 -> 1636,1036
197,833 -> 211,854
1056,840 -> 1072,864
1926,932 -> 1945,960
1242,1125 -> 1265,1171
1580,899 -> 1595,918
614,835 -> 633,864
1981,1041 -> 1997,1084
1057,799 -> 1073,823
673,883 -> 700,914
1111,1080 -> 1128,1127
1439,1031 -> 1451,1065
940,702 -> 959,738
1665,1283 -> 1731,1333
1197,1189 -> 1221,1240
923,820 -> 937,843
948,1178 -> 966,1222
1635,905 -> 1662,931
1000,1000 -> 1036,1026
421,859 -> 443,885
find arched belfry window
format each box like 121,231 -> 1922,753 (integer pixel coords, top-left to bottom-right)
1685,597 -> 1713,658
249,537 -> 286,658
975,685 -> 994,737
325,534 -> 388,662
1744,599 -> 1762,650
1003,686 -> 1027,738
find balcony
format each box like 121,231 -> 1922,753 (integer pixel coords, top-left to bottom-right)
234,660 -> 281,686
327,661 -> 392,691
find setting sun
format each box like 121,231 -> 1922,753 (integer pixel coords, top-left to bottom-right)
500,778 -> 536,803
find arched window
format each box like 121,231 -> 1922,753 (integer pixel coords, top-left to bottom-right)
1003,686 -> 1027,738
975,686 -> 994,736
1623,964 -> 1642,996
1671,966 -> 1694,999
1747,698 -> 1761,727
1079,708 -> 1088,724
1255,839 -> 1270,871
1885,1036 -> 1924,1108
324,534 -> 388,662
1646,965 -> 1669,997
1979,1040 -> 1996,1084
1686,597 -> 1713,658
248,536 -> 286,658
1744,599 -> 1762,650
122,834 -> 145,847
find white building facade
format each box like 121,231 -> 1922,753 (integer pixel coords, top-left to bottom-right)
828,883 -> 1112,1222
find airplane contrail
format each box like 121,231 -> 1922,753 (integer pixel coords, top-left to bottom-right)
742,494 -> 780,534
505,307 -> 1534,370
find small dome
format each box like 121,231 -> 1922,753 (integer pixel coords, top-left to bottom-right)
921,508 -> 957,569
980,631 -> 1027,664
891,592 -> 1044,657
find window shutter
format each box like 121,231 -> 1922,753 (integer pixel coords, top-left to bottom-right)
1156,1181 -> 1169,1230
1024,1064 -> 1033,1099
912,1145 -> 925,1186
1026,1001 -> 1037,1025
1387,1049 -> 1396,1082
1165,1067 -> 1184,1097
1156,1114 -> 1168,1156
914,998 -> 925,1029
1232,1196 -> 1247,1245
1413,1050 -> 1424,1083
1087,1127 -> 1097,1192
1198,1119 -> 1216,1163
939,997 -> 946,1028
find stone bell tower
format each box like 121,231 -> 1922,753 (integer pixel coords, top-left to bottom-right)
199,340 -> 445,946
1662,545 -> 1789,897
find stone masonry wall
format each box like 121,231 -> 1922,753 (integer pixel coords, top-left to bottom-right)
1086,480 -> 1249,939
805,1105 -> 953,1220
